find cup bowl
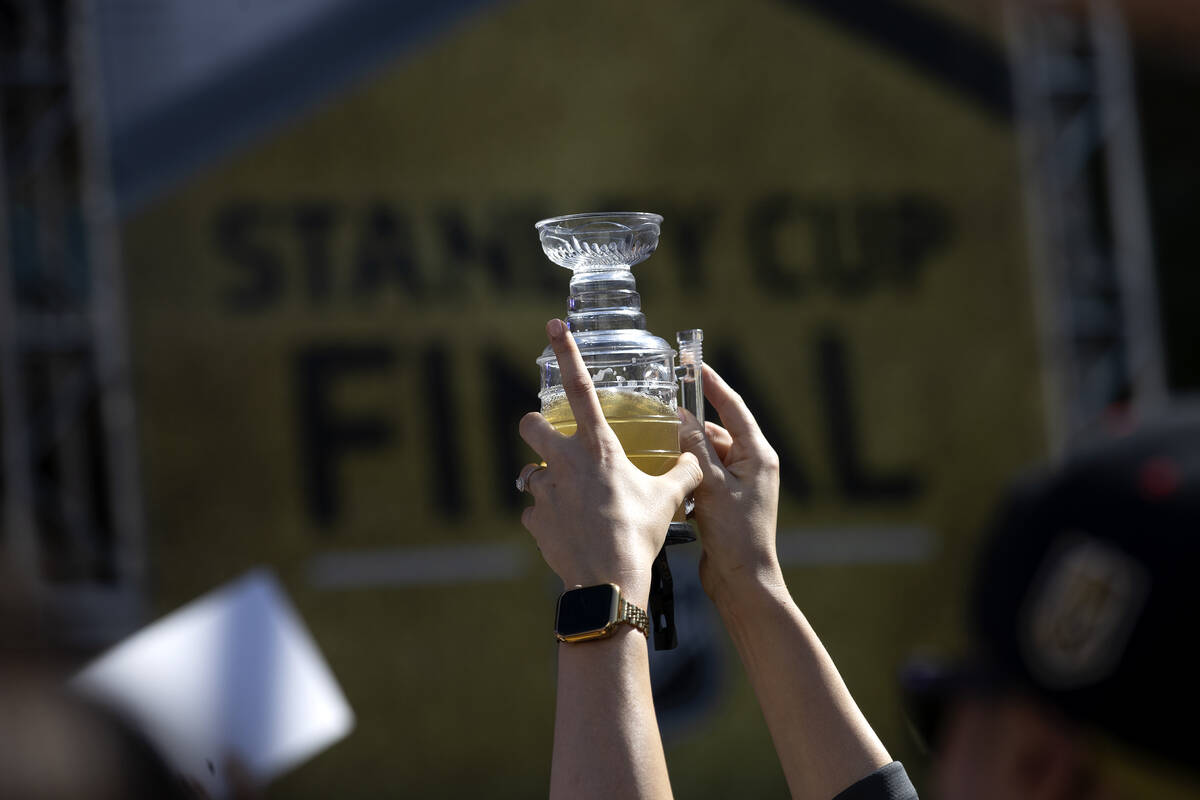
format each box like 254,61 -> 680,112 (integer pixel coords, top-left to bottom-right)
534,212 -> 662,271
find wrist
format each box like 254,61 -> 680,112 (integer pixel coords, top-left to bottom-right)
559,571 -> 651,610
705,562 -> 789,614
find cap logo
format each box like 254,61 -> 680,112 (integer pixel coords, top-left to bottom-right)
1020,533 -> 1148,689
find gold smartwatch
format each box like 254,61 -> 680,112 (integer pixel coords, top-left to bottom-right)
554,583 -> 650,643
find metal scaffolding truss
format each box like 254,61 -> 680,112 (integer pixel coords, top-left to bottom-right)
1006,0 -> 1167,456
0,0 -> 145,647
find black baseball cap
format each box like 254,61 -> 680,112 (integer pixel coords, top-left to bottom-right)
904,413 -> 1200,770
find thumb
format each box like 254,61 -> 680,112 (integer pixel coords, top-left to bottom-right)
659,450 -> 703,506
678,409 -> 723,481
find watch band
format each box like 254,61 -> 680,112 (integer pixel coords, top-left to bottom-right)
618,596 -> 650,638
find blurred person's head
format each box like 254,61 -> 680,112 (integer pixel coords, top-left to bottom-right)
0,677 -> 188,799
1,560 -> 197,798
906,414 -> 1200,799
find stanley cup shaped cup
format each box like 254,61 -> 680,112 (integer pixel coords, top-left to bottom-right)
533,212 -> 701,543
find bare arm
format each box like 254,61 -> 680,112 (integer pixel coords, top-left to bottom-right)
713,580 -> 891,800
519,319 -> 701,800
679,365 -> 891,800
549,621 -> 669,799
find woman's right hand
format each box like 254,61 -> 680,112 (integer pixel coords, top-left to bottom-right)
678,364 -> 786,608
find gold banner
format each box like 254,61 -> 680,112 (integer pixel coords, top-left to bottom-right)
122,0 -> 1044,795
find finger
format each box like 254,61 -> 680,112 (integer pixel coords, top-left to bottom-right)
519,411 -> 564,462
656,450 -> 704,506
701,364 -> 763,441
704,421 -> 733,462
678,409 -> 725,481
527,465 -> 550,496
546,319 -> 607,442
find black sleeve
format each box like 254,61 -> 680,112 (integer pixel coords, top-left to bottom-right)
830,761 -> 918,800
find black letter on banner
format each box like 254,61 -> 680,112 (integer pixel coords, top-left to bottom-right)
484,348 -> 540,511
746,194 -> 834,296
711,346 -> 811,501
659,202 -> 717,292
353,204 -> 422,298
435,207 -> 511,294
488,201 -> 560,296
820,198 -> 876,297
295,344 -> 396,527
294,203 -> 338,304
217,203 -> 283,311
892,194 -> 950,289
421,343 -> 465,518
816,332 -> 920,502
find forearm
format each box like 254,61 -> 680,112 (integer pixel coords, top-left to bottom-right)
716,580 -> 891,800
679,368 -> 893,797
550,623 -> 672,800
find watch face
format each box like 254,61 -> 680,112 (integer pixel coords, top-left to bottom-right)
555,584 -> 620,638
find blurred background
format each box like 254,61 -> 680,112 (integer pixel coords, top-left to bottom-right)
1,0 -> 1196,796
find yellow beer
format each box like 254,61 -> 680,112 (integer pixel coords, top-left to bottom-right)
542,390 -> 680,477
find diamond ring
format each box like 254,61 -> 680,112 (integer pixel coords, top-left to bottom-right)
516,463 -> 546,493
